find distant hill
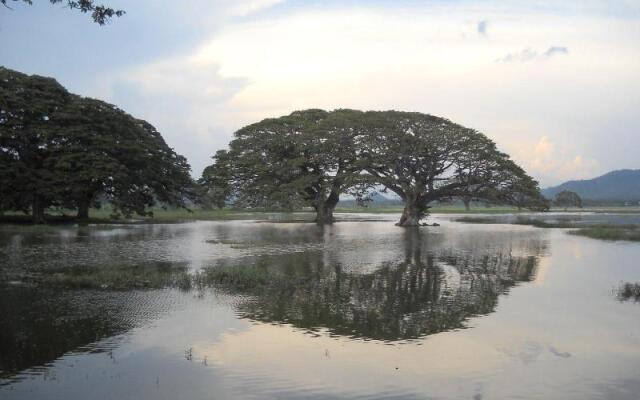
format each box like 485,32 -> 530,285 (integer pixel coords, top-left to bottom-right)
338,192 -> 403,208
543,169 -> 640,202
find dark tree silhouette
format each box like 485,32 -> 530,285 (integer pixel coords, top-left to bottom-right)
0,67 -> 194,222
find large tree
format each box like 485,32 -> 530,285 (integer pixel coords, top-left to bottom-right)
199,150 -> 233,210
0,67 -> 72,222
49,96 -> 195,219
0,67 -> 194,222
553,190 -> 582,210
219,109 -> 370,224
1,0 -> 124,24
358,111 -> 545,226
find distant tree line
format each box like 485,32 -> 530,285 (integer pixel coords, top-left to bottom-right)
200,110 -> 549,226
553,190 -> 582,210
0,67 -> 194,223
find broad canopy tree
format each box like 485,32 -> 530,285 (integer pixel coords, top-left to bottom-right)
0,67 -> 71,222
0,67 -> 194,222
205,109 -> 545,226
220,109 -> 371,224
358,111 -> 546,225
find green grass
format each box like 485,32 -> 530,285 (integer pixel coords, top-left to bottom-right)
3,204 -> 640,226
569,226 -> 640,242
193,265 -> 272,290
456,216 -> 640,242
455,217 -> 578,228
29,264 -> 193,290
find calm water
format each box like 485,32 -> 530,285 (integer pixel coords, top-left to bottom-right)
1,214 -> 640,399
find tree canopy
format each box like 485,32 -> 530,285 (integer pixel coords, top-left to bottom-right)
358,111 -> 547,225
554,190 -> 583,210
204,109 -> 546,225
218,109 -> 371,223
0,67 -> 193,222
1,0 -> 124,24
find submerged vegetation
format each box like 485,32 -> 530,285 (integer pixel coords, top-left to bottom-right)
569,226 -> 640,242
456,216 -> 640,242
5,263 -> 192,290
616,282 -> 640,302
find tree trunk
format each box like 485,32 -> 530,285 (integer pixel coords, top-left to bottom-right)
77,201 -> 90,220
463,197 -> 471,211
315,204 -> 335,225
313,191 -> 339,225
32,195 -> 46,224
397,197 -> 423,227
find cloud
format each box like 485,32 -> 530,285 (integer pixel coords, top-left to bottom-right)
495,46 -> 569,63
511,136 -> 600,185
84,2 -> 639,182
542,46 -> 569,57
477,20 -> 489,36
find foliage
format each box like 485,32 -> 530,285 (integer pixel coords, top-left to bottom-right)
198,150 -> 233,209
357,111 -> 546,225
205,109 -> 545,225
0,67 -> 194,222
1,0 -> 124,24
216,109 -> 372,223
0,67 -> 72,222
554,190 -> 583,209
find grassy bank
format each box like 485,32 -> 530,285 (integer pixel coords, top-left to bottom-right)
3,204 -> 640,226
456,216 -> 640,242
569,226 -> 640,242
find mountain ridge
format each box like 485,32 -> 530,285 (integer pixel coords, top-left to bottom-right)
543,169 -> 640,202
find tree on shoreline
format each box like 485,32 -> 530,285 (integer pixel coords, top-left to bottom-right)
205,109 -> 544,226
554,190 -> 582,210
0,67 -> 194,222
0,67 -> 72,223
358,111 -> 544,226
216,109 -> 371,224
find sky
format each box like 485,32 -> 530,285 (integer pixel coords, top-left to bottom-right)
1,0 -> 639,187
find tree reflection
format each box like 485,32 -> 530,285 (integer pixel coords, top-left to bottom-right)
213,229 -> 543,341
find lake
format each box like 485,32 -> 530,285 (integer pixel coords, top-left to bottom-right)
1,213 -> 640,399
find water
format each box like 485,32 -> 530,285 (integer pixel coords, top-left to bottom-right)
1,214 -> 640,399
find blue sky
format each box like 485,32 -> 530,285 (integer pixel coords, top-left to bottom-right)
2,0 -> 640,185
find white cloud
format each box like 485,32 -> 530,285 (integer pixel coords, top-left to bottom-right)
101,2 -> 640,181
510,136 -> 600,185
495,46 -> 569,63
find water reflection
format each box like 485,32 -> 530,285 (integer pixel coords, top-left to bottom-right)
2,218 -> 640,400
0,286 -> 183,383
210,229 -> 544,341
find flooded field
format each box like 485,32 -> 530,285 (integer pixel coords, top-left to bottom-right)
1,214 -> 640,399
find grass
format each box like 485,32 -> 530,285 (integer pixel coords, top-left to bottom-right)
569,226 -> 640,242
4,262 -> 286,292
26,264 -> 193,290
456,216 -> 640,242
616,282 -> 640,302
193,265 -> 272,290
3,204 -> 640,225
455,217 -> 580,228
